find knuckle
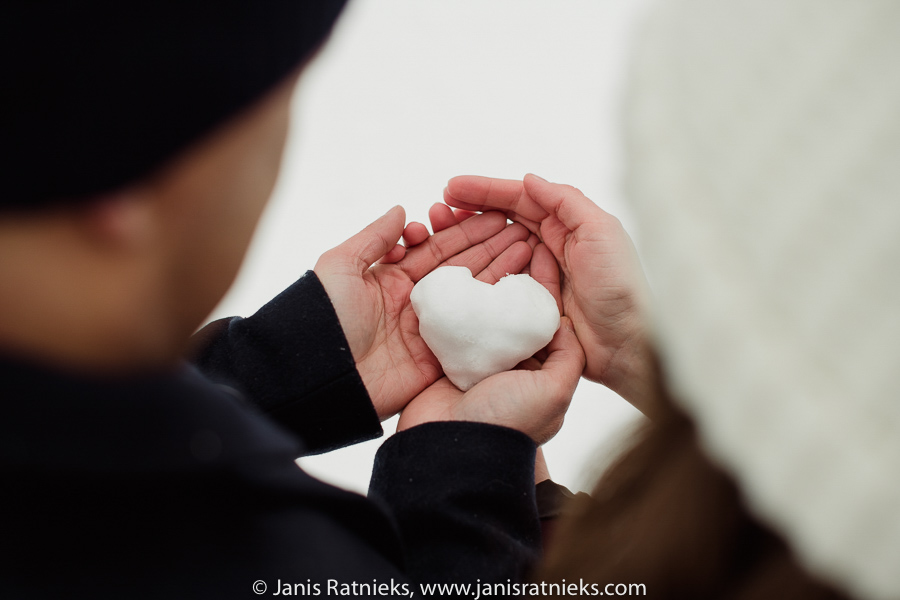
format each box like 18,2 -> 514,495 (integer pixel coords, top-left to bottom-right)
426,236 -> 446,264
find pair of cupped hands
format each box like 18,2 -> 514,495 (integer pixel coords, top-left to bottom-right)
314,174 -> 652,446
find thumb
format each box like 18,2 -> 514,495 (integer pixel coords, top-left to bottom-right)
523,173 -> 607,231
327,205 -> 406,274
534,316 -> 585,405
510,317 -> 585,445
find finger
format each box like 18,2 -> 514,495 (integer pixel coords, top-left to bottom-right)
453,208 -> 478,222
325,205 -> 406,274
534,317 -> 585,399
508,317 -> 584,444
522,173 -> 608,232
473,240 -> 532,283
443,185 -> 544,237
402,221 -> 430,247
516,357 -> 542,371
529,243 -> 562,312
444,176 -> 549,222
379,244 -> 406,264
519,235 -> 543,275
515,214 -> 544,236
399,210 -> 508,282
538,214 -> 572,265
428,203 -> 458,233
437,222 -> 530,280
515,337 -> 551,368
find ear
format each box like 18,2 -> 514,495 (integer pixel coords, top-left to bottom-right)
77,187 -> 156,249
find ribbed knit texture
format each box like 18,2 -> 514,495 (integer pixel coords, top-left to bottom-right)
626,2 -> 900,599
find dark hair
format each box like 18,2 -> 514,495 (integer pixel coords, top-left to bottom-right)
537,359 -> 849,599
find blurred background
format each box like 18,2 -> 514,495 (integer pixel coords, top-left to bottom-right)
209,0 -> 652,494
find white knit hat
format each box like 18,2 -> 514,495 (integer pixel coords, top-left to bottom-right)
625,2 -> 900,599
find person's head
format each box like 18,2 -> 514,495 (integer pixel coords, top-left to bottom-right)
0,2 -> 347,371
543,1 -> 900,598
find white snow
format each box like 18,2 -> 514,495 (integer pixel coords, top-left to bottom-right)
410,266 -> 560,391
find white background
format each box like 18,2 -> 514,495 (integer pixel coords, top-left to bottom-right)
210,0 -> 651,494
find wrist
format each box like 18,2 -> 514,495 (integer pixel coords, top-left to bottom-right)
534,447 -> 551,484
600,329 -> 657,417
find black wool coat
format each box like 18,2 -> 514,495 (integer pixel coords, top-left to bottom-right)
0,272 -> 542,598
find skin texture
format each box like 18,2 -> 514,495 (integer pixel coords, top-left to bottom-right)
392,206 -> 585,445
442,174 -> 656,415
398,313 -> 584,446
315,208 -> 537,420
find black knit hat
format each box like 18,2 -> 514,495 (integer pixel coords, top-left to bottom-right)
1,1 -> 348,210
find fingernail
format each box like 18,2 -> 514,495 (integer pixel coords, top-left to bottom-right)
528,173 -> 548,183
564,317 -> 575,333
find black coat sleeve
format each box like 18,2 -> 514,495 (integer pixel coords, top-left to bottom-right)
188,270 -> 382,455
369,421 -> 542,589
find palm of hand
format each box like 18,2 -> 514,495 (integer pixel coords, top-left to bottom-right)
442,174 -> 652,410
398,370 -> 562,445
542,212 -> 645,385
315,207 -> 533,421
335,265 -> 441,420
397,308 -> 584,444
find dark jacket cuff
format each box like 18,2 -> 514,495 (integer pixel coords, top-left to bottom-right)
189,271 -> 382,454
369,421 -> 541,583
535,479 -> 580,520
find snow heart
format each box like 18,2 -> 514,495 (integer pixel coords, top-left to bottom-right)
410,266 -> 560,391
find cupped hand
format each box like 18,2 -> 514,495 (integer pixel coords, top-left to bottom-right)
314,206 -> 534,420
443,174 -> 655,414
397,244 -> 585,445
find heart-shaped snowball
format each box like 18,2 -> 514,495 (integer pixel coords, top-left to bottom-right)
410,266 -> 560,391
